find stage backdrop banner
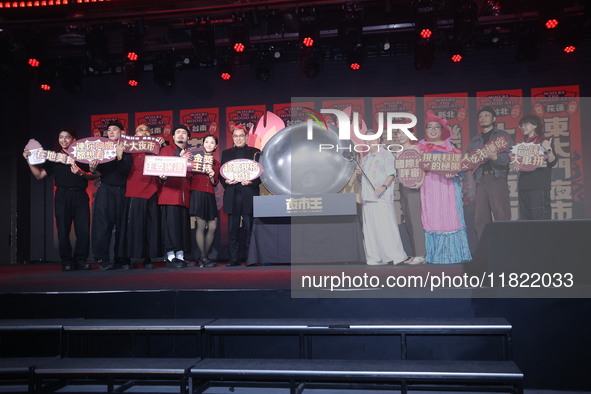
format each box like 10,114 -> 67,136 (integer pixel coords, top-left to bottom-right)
225,104 -> 266,149
180,107 -> 220,149
531,85 -> 583,220
90,113 -> 128,137
321,98 -> 365,129
135,110 -> 173,139
273,102 -> 316,127
424,94 -> 470,150
476,89 -> 524,220
371,96 -> 416,223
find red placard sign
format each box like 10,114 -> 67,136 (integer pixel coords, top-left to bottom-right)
67,137 -> 117,164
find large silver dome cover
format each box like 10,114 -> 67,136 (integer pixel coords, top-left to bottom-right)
259,121 -> 355,195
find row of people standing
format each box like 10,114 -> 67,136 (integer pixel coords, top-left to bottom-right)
24,122 -> 230,271
359,110 -> 556,265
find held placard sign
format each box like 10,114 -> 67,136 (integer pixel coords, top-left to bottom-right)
143,156 -> 188,177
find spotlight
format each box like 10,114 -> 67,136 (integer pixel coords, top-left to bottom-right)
453,0 -> 478,44
59,59 -> 83,94
38,62 -> 56,91
448,40 -> 464,63
217,56 -> 233,80
563,45 -> 576,53
516,26 -> 540,62
153,52 -> 176,88
253,49 -> 273,81
85,26 -> 109,72
191,19 -> 215,64
347,43 -> 365,71
451,53 -> 463,62
539,0 -> 562,30
558,17 -> 583,55
124,61 -> 143,87
338,3 -> 363,52
25,31 -> 45,68
299,9 -> 319,48
414,39 -> 435,70
300,47 -> 323,78
124,21 -> 145,62
230,17 -> 250,53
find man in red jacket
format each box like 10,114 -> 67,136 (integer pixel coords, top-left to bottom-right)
158,125 -> 193,268
118,124 -> 164,269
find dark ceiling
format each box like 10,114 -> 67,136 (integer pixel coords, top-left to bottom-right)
0,0 -> 589,82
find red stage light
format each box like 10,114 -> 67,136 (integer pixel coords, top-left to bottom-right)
419,29 -> 432,39
563,45 -> 576,53
451,54 -> 463,62
40,84 -> 51,90
220,72 -> 231,80
127,52 -> 139,61
302,37 -> 314,47
233,43 -> 245,52
349,63 -> 361,70
545,19 -> 559,29
28,58 -> 40,67
128,79 -> 138,87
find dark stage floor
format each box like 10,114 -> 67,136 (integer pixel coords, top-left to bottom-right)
0,261 -> 463,293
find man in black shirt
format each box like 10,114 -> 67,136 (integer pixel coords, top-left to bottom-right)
23,128 -> 94,271
89,121 -> 132,270
467,107 -> 514,240
220,125 -> 261,266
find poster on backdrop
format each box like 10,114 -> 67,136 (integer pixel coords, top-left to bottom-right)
531,85 -> 582,220
90,113 -> 128,137
180,107 -> 220,150
135,110 -> 173,139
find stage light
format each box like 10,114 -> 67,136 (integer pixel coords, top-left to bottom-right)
153,52 -> 175,88
191,19 -> 215,65
253,49 -> 273,81
451,53 -> 462,62
123,21 -> 144,62
217,56 -> 233,80
516,26 -> 540,62
59,58 -> 83,93
563,45 -> 576,53
453,0 -> 478,44
300,47 -> 323,78
545,19 -> 559,29
38,62 -> 56,91
25,31 -> 45,69
124,61 -> 142,87
85,26 -> 109,72
229,17 -> 250,54
539,0 -> 562,29
419,29 -> 432,39
346,43 -> 365,71
414,39 -> 435,70
299,10 -> 319,48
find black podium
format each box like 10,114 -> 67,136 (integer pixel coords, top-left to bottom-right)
247,194 -> 365,265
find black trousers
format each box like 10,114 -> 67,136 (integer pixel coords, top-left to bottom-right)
118,194 -> 161,260
54,188 -> 90,263
161,205 -> 191,253
228,189 -> 253,263
91,183 -> 126,261
519,189 -> 552,220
